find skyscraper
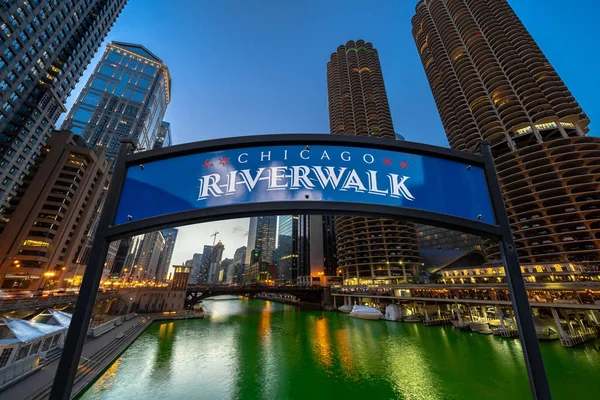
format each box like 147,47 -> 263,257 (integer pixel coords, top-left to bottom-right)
0,131 -> 108,289
61,41 -> 171,162
157,228 -> 178,281
208,241 -> 224,283
245,216 -> 277,266
0,0 -> 127,216
412,0 -> 600,267
197,244 -> 213,284
327,40 -> 421,285
190,252 -> 203,284
277,215 -> 298,282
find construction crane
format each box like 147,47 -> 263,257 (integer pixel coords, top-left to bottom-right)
210,231 -> 219,246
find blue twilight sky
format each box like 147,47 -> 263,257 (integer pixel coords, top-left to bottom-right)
60,0 -> 600,263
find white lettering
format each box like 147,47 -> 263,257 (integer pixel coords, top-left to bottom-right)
284,150 -> 288,160
238,153 -> 248,164
367,170 -> 388,195
238,168 -> 266,191
290,166 -> 315,189
341,170 -> 367,192
261,151 -> 271,161
363,153 -> 374,164
320,150 -> 331,160
198,174 -> 224,200
341,151 -> 351,162
268,166 -> 288,190
312,166 -> 346,189
300,149 -> 310,160
389,174 -> 415,201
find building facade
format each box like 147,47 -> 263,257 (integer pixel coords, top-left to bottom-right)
327,40 -> 421,285
135,230 -> 164,280
0,131 -> 108,289
0,0 -> 127,216
412,0 -> 600,268
232,245 -> 246,284
190,252 -> 202,284
416,224 -> 483,252
277,215 -> 298,282
61,41 -> 170,163
245,216 -> 277,267
157,228 -> 177,281
194,245 -> 212,285
208,241 -> 224,283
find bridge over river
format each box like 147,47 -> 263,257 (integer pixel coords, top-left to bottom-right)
185,285 -> 327,308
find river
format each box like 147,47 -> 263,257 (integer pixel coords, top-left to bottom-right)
80,298 -> 599,400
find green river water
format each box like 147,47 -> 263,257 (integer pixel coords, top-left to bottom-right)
80,298 -> 600,400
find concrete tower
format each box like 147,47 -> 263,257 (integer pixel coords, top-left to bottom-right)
327,40 -> 421,285
412,0 -> 600,266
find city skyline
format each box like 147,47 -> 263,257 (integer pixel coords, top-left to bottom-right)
51,0 -> 599,272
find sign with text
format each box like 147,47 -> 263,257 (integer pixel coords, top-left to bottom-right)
114,144 -> 495,226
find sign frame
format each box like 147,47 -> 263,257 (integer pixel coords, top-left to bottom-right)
49,134 -> 552,400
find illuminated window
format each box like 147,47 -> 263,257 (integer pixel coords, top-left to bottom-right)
23,239 -> 50,248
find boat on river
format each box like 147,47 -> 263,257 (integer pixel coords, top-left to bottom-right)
348,305 -> 382,320
338,304 -> 352,313
382,304 -> 402,321
403,314 -> 422,323
469,320 -> 493,334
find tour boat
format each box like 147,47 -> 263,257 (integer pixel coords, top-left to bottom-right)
403,314 -> 422,323
338,304 -> 352,313
348,305 -> 382,320
382,304 -> 402,321
469,320 -> 492,334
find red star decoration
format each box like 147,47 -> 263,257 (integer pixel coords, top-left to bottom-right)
203,159 -> 213,168
383,158 -> 392,166
400,161 -> 409,169
219,157 -> 230,166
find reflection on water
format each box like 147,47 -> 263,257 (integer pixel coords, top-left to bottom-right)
81,299 -> 600,400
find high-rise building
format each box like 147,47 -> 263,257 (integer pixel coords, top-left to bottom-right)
245,216 -> 277,266
157,228 -> 178,281
232,245 -> 246,284
135,230 -> 164,280
196,244 -> 212,285
208,241 -> 224,283
327,40 -> 421,285
153,121 -> 171,149
190,252 -> 202,284
0,131 -> 109,289
277,215 -> 298,282
412,0 -> 600,267
61,41 -> 171,272
0,0 -> 127,216
61,41 -> 171,163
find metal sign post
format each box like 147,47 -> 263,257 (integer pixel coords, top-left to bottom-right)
478,142 -> 551,399
49,135 -> 551,399
49,141 -> 133,400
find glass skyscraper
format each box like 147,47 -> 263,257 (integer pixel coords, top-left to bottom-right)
61,41 -> 170,162
244,216 -> 277,282
277,215 -> 298,282
0,0 -> 127,217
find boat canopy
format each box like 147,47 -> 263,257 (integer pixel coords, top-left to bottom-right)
31,309 -> 72,328
0,317 -> 63,345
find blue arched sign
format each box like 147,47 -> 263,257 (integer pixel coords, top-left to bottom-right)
50,135 -> 551,400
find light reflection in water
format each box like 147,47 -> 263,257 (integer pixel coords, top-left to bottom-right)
80,299 -> 600,400
312,315 -> 332,368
